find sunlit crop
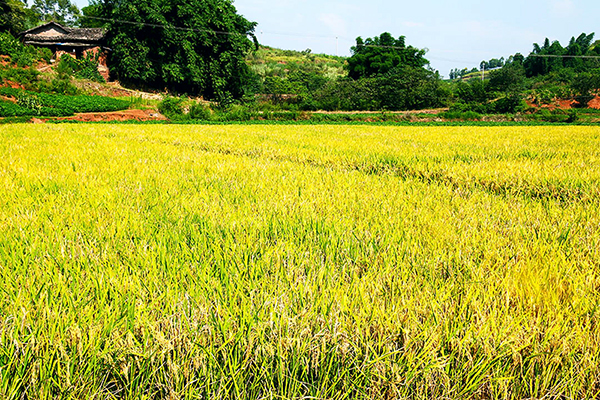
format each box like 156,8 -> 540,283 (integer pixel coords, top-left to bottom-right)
0,124 -> 599,399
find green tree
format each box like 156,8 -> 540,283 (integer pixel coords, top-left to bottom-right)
488,63 -> 526,93
374,66 -> 449,110
79,0 -> 104,28
347,32 -> 428,79
571,69 -> 600,107
0,0 -> 28,34
29,0 -> 81,26
98,0 -> 257,100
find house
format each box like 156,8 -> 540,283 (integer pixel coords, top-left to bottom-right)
19,22 -> 109,80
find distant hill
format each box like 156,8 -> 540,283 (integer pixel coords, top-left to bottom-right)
246,46 -> 346,80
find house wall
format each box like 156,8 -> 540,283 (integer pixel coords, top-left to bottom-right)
55,48 -> 77,60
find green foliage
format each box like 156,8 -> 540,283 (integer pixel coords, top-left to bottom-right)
57,53 -> 105,82
188,102 -> 213,120
374,67 -> 450,111
0,87 -> 130,117
29,0 -> 80,26
449,67 -> 479,80
0,0 -> 28,34
0,31 -> 52,67
48,77 -> 80,95
523,32 -> 600,77
79,1 -> 103,28
491,94 -> 527,114
488,63 -> 526,93
531,108 -> 579,123
309,67 -> 449,112
454,80 -> 493,104
100,0 -> 257,100
15,90 -> 42,114
347,33 -> 429,80
480,57 -> 505,70
157,96 -> 185,119
0,65 -> 40,89
571,69 -> 600,107
439,110 -> 482,120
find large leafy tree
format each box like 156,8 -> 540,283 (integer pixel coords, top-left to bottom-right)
0,0 -> 28,34
97,0 -> 257,100
347,32 -> 429,80
29,0 -> 81,26
523,32 -> 600,77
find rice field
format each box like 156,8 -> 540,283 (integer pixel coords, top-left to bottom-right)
0,123 -> 599,399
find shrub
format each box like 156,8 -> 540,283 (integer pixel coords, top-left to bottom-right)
490,94 -> 527,114
0,66 -> 40,90
221,104 -> 254,121
57,53 -> 105,83
188,102 -> 213,120
158,96 -> 185,119
0,32 -> 51,67
532,109 -> 575,123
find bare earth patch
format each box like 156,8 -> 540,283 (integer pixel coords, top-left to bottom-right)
41,109 -> 167,123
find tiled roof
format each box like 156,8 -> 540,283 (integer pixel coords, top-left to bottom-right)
21,22 -> 105,45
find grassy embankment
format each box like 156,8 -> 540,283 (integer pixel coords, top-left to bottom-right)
0,125 -> 599,399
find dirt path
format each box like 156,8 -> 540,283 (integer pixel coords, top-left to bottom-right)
34,109 -> 167,123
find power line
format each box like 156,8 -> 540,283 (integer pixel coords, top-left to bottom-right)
530,54 -> 600,59
81,15 -> 248,37
80,15 -> 600,67
83,15 -> 342,40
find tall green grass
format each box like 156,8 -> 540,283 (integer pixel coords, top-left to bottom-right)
0,124 -> 599,399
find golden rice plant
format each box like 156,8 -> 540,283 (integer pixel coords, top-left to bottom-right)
0,124 -> 599,399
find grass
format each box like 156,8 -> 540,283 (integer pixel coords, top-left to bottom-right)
0,124 -> 599,399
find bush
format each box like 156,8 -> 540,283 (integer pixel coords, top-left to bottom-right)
57,53 -> 105,83
531,109 -> 577,123
490,94 -> 527,114
0,65 -> 40,90
221,104 -> 254,121
188,102 -> 213,120
157,97 -> 185,119
0,32 -> 51,67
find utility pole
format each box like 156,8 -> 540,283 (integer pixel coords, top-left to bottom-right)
336,37 -> 339,56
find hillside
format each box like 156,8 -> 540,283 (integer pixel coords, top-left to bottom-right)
246,46 -> 346,80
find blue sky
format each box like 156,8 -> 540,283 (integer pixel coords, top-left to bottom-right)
73,0 -> 600,77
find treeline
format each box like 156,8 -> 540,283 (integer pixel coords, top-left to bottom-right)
247,32 -> 600,114
2,0 -> 600,116
246,33 -> 449,112
448,33 -> 600,115
0,0 -> 81,34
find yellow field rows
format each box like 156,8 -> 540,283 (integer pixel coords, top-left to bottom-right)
0,124 -> 599,399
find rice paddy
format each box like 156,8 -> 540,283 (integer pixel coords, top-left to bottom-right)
0,124 -> 599,399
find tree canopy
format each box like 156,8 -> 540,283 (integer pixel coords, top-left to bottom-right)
94,0 -> 257,100
0,0 -> 28,34
29,0 -> 81,26
523,32 -> 600,77
347,32 -> 429,80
